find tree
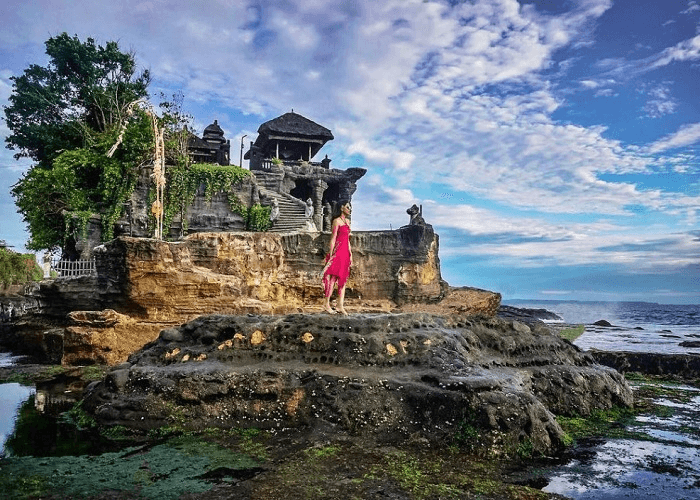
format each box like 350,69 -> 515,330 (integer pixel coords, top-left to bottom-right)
4,32 -> 150,166
5,33 -> 152,253
159,91 -> 195,168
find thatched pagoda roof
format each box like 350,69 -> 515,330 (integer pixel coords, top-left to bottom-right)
257,111 -> 334,141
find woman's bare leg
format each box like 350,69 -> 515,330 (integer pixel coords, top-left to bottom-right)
337,285 -> 348,315
324,296 -> 336,314
323,276 -> 338,314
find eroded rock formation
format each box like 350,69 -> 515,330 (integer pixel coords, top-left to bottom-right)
84,312 -> 632,455
38,225 -> 448,319
7,227 -> 508,365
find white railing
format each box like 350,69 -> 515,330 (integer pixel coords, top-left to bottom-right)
51,258 -> 97,278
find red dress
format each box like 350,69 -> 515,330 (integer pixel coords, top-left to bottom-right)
323,223 -> 351,293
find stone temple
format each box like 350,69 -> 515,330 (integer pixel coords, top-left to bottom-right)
244,111 -> 366,233
115,111 -> 367,240
186,120 -> 231,166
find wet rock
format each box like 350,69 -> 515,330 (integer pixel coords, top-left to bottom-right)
590,349 -> 700,380
83,312 -> 632,455
160,328 -> 184,342
498,305 -> 562,323
106,368 -> 130,391
593,320 -> 614,327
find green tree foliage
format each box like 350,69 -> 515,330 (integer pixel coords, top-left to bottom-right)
0,248 -> 43,289
4,32 -> 150,165
5,33 -> 152,252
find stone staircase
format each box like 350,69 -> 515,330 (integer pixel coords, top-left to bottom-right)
261,189 -> 309,233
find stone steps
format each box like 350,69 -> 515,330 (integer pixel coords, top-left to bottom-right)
260,189 -> 308,232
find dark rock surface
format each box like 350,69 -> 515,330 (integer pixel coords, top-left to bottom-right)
590,349 -> 700,381
84,312 -> 632,455
593,320 -> 614,327
1,292 -> 60,363
0,291 -> 39,322
498,305 -> 562,324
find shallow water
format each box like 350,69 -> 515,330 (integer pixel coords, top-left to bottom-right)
0,382 -> 35,456
0,351 -> 24,368
506,300 -> 700,354
573,323 -> 700,354
542,383 -> 700,499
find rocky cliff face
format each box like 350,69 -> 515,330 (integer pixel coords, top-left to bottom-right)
120,167 -> 259,239
97,225 -> 448,317
84,312 -> 632,455
32,226 -> 448,319
12,227 -> 504,365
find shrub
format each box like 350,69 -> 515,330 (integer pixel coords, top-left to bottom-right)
0,248 -> 43,289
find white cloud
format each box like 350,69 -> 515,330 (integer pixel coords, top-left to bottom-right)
682,1 -> 700,14
0,0 -> 697,288
648,122 -> 700,153
435,204 -> 700,270
594,35 -> 700,81
651,35 -> 700,68
351,183 -> 419,231
642,83 -> 678,118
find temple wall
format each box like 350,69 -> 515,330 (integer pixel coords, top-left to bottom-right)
121,165 -> 259,240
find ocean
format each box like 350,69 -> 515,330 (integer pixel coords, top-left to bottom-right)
503,300 -> 700,355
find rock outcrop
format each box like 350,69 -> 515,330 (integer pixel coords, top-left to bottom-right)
6,228 -> 508,365
84,312 -> 632,455
30,226 -> 448,319
590,349 -> 700,381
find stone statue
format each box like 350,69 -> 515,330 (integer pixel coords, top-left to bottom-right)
42,253 -> 52,278
407,204 -> 426,226
270,199 -> 280,222
305,198 -> 314,218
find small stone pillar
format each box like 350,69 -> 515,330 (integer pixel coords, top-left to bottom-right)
313,179 -> 328,231
323,202 -> 332,232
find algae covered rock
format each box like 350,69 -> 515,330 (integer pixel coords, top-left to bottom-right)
83,312 -> 632,455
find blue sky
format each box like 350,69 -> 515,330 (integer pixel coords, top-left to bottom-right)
0,0 -> 698,304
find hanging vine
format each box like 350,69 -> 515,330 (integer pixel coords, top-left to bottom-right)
109,102 -> 271,237
109,99 -> 166,240
163,163 -> 258,234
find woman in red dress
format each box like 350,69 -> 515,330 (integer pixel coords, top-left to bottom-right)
322,201 -> 353,315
